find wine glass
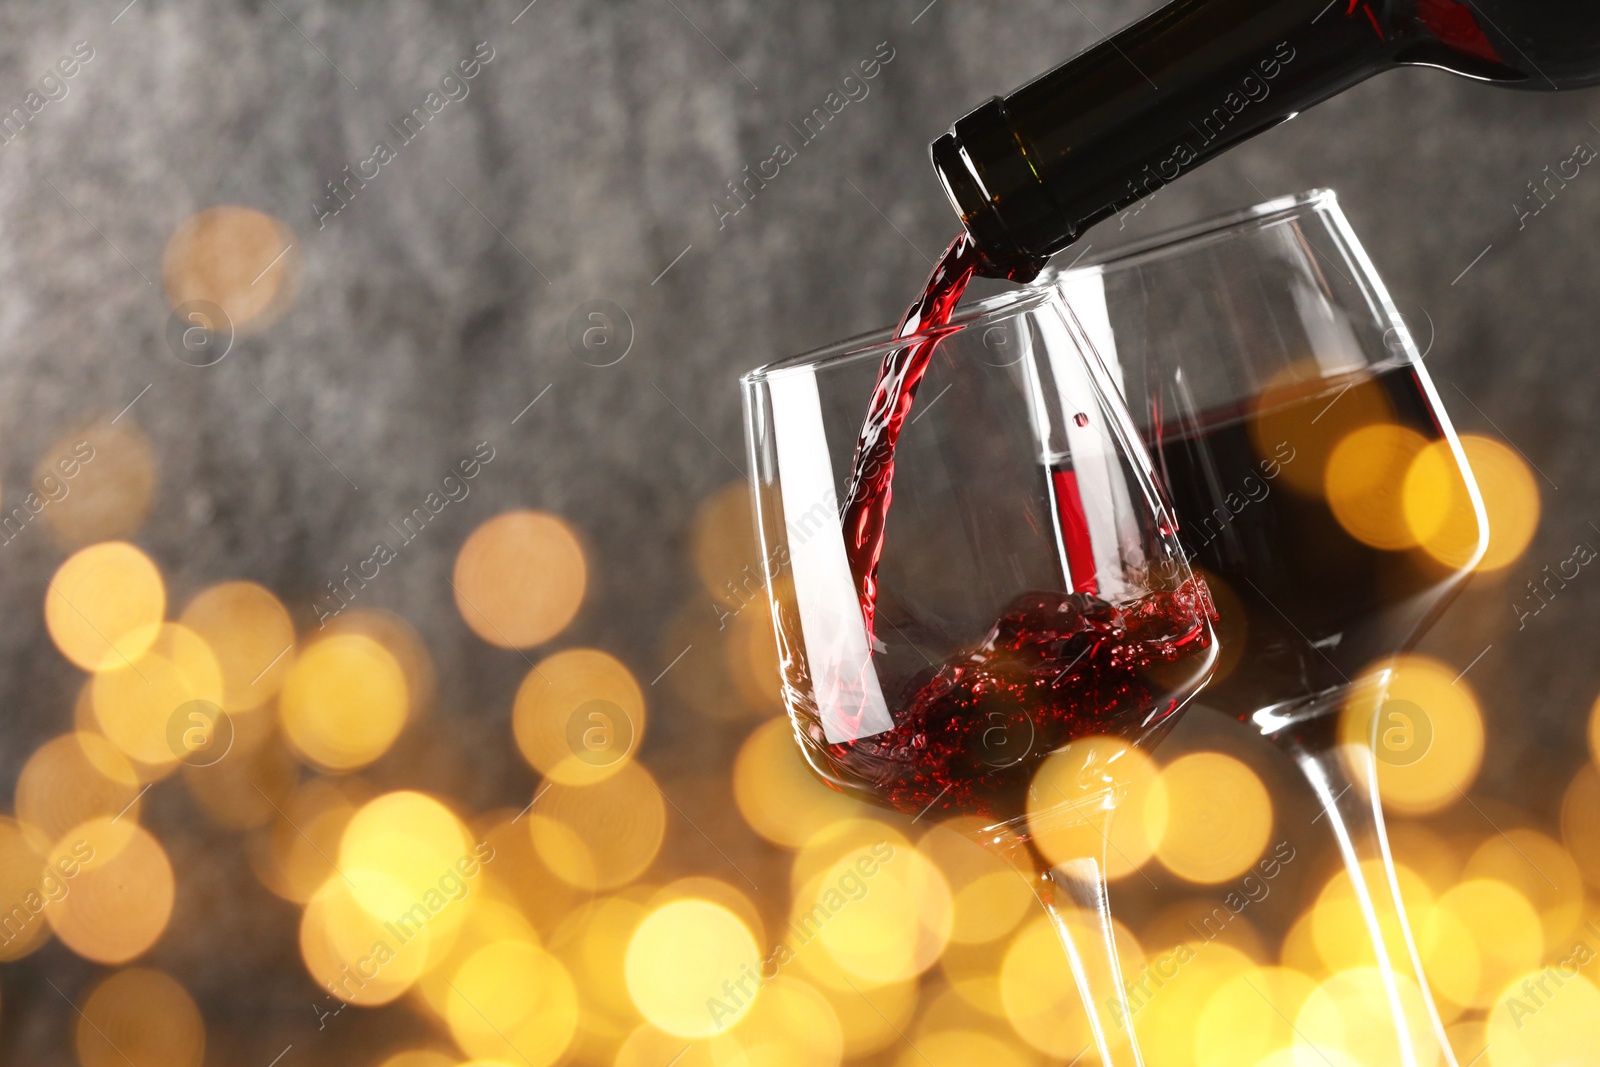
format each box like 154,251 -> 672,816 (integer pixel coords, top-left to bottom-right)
1050,188 -> 1485,1066
741,285 -> 1218,1066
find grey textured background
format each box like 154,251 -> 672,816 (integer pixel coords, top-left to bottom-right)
1,0 -> 1597,1061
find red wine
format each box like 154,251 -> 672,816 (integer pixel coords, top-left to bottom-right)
1050,465 -> 1102,596
813,580 -> 1214,821
1152,361 -> 1474,717
840,232 -> 984,633
932,0 -> 1600,278
823,238 -> 1215,822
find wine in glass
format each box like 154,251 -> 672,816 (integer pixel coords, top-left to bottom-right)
1052,188 -> 1486,1066
741,282 -> 1217,1066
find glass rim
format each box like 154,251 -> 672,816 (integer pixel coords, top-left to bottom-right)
742,188 -> 1338,387
741,283 -> 1062,386
1057,187 -> 1338,277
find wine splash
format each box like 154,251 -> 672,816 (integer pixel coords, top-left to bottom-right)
825,234 -> 1215,821
820,580 -> 1214,821
839,232 -> 985,632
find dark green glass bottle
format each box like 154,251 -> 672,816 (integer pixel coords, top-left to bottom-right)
934,0 -> 1600,280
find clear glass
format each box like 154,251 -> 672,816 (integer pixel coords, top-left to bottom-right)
741,286 -> 1218,1067
1051,189 -> 1486,1066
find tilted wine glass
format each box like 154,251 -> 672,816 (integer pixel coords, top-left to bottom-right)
741,285 -> 1218,1067
1052,189 -> 1486,1066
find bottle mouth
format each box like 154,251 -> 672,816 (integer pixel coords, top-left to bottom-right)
931,114 -> 1050,283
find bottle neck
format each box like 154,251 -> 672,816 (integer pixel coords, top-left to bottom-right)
934,0 -> 1400,280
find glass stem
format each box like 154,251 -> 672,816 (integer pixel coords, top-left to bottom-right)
1271,725 -> 1458,1067
995,824 -> 1144,1067
1042,854 -> 1145,1067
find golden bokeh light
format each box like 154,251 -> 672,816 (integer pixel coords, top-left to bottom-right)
249,777 -> 372,903
320,609 -> 437,716
565,922 -> 642,1057
1561,764 -> 1600,889
1462,829 -> 1583,947
376,1053 -> 455,1067
279,632 -> 409,770
415,896 -> 541,1022
1132,940 -> 1256,1067
917,820 -> 1031,944
907,992 -> 1004,1044
300,871 -> 431,1006
1143,898 -> 1269,964
92,623 -> 224,769
14,732 -> 142,850
1312,860 -> 1434,975
734,717 -> 863,848
616,1026 -> 718,1067
474,811 -> 590,938
1419,888 -> 1479,1014
1386,819 -> 1463,894
76,968 -> 204,1067
725,607 -> 782,712
45,817 -> 174,964
1152,752 -> 1272,884
1253,1049 -> 1362,1067
625,898 -> 761,1037
1591,690 -> 1600,768
1325,423 -> 1429,550
1425,879 -> 1544,1009
693,481 -> 762,609
999,914 -> 1104,1057
551,891 -> 646,1036
163,206 -> 298,330
1250,365 -> 1394,497
803,840 -> 952,985
1401,438 -> 1484,570
569,976 -> 635,1059
444,939 -> 580,1065
512,648 -> 645,786
1295,967 -> 1440,1067
726,974 -> 844,1067
1194,965 -> 1316,1067
71,677 -> 98,740
179,581 -> 296,711
1339,655 -> 1485,814
528,760 -> 665,890
1280,909 -> 1328,980
913,985 -> 1016,1042
182,710 -> 297,830
940,935 -> 1011,1017
904,990 -> 997,1044
338,791 -> 477,936
1485,969 -> 1600,1067
660,602 -> 762,722
789,818 -> 908,898
896,1029 -> 1032,1067
0,817 -> 52,961
1416,434 -> 1537,572
651,877 -> 764,951
36,421 -> 156,548
784,904 -> 889,997
45,541 -> 166,673
1446,1017 -> 1491,1067
453,510 -> 586,649
812,973 -> 919,1057
1027,736 -> 1166,878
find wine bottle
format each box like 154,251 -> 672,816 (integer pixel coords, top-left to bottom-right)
932,0 -> 1600,280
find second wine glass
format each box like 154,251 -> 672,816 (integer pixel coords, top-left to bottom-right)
1052,188 -> 1486,1066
